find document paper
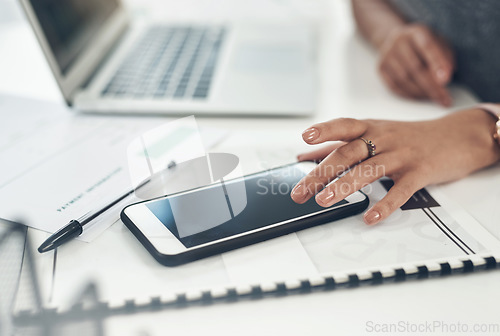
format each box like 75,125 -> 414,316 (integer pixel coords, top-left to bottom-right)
0,95 -> 224,241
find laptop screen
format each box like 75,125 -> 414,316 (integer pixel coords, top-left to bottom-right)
29,0 -> 119,75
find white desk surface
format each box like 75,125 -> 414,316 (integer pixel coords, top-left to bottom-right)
1,0 -> 499,335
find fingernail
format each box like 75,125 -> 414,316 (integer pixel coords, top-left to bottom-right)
297,154 -> 304,161
438,96 -> 451,107
443,96 -> 452,106
436,69 -> 447,83
364,210 -> 381,225
302,127 -> 319,143
432,97 -> 443,105
316,189 -> 335,207
291,183 -> 309,202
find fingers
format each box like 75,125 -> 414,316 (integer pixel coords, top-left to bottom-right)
314,154 -> 396,207
377,24 -> 455,107
381,46 -> 452,106
363,174 -> 422,225
410,26 -> 454,85
411,67 -> 451,107
407,27 -> 453,106
380,70 -> 417,100
293,117 -> 427,226
391,41 -> 429,98
291,139 -> 369,204
379,50 -> 450,105
294,118 -> 369,204
297,142 -> 346,162
379,59 -> 426,99
302,118 -> 368,145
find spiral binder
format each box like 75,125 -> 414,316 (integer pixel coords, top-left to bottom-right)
14,253 -> 500,321
3,217 -> 500,334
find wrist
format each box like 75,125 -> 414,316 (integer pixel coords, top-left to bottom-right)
473,106 -> 500,165
372,22 -> 406,50
478,104 -> 500,146
352,0 -> 407,50
442,108 -> 500,167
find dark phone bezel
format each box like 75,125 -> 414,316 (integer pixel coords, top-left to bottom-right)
120,164 -> 369,267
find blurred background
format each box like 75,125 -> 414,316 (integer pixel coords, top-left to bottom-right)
0,0 -> 350,102
0,0 -> 334,26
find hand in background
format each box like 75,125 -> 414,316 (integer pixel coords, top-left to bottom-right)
378,24 -> 455,107
291,109 -> 500,225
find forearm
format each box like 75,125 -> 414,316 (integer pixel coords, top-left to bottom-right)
351,0 -> 407,49
437,106 -> 500,176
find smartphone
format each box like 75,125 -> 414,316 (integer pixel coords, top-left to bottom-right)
121,162 -> 369,266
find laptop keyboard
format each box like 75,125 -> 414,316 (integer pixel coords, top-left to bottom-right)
101,26 -> 226,100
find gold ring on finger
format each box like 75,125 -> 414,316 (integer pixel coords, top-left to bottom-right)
360,137 -> 377,158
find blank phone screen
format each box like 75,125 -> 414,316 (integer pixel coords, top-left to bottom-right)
146,165 -> 347,248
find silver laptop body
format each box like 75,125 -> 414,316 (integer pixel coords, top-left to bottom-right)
20,0 -> 316,116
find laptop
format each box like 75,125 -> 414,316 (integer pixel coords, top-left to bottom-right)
20,0 -> 316,116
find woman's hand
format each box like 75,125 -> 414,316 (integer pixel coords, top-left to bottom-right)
378,24 -> 455,107
291,108 -> 500,225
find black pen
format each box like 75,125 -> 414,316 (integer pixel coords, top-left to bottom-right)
38,179 -> 151,253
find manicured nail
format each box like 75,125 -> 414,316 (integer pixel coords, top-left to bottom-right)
436,68 -> 447,83
316,189 -> 335,207
443,96 -> 452,107
291,183 -> 309,202
432,96 -> 444,106
437,96 -> 451,107
364,210 -> 381,225
302,127 -> 319,142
